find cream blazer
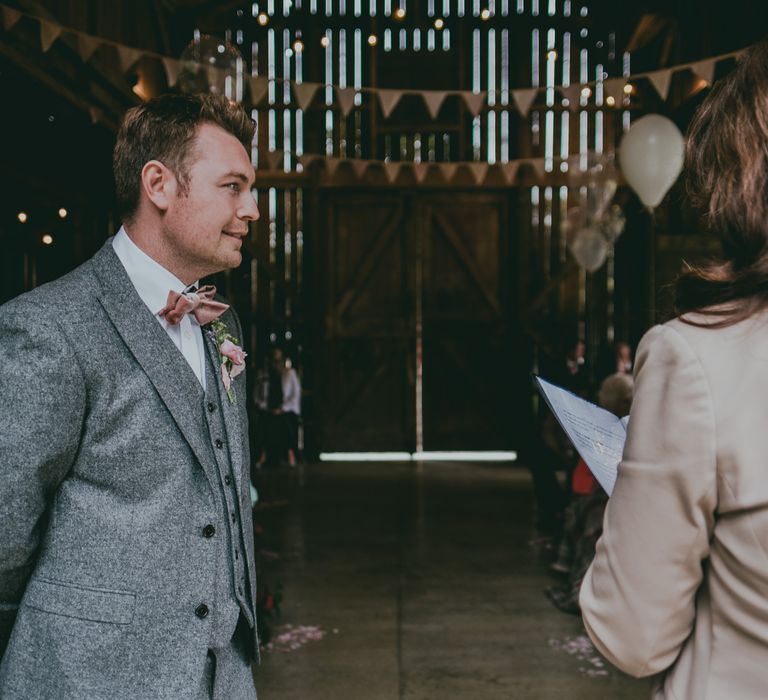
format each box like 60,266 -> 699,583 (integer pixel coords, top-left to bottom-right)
580,312 -> 768,699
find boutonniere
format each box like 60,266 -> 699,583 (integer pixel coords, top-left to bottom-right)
206,318 -> 247,403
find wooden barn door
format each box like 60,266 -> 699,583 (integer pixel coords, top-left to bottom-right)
319,193 -> 415,451
420,194 -> 514,450
318,189 -> 518,452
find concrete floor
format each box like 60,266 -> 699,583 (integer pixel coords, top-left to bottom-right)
251,461 -> 650,700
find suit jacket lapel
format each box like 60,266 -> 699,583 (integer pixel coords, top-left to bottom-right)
203,329 -> 247,507
89,242 -> 218,484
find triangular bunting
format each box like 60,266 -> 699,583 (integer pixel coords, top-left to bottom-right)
39,20 -> 62,53
351,159 -> 369,179
2,7 -> 22,30
647,69 -> 673,101
691,58 -> 716,86
441,162 -> 459,183
384,161 -> 402,183
413,162 -> 429,183
88,106 -> 102,125
325,157 -> 342,178
266,150 -> 284,170
501,161 -> 521,185
469,162 -> 489,185
297,154 -> 314,170
162,57 -> 181,86
116,45 -> 143,72
423,91 -> 448,119
378,89 -> 403,118
293,82 -> 319,110
529,159 -> 546,181
559,84 -> 581,107
462,91 -> 486,116
249,75 -> 269,105
77,33 -> 101,62
336,87 -> 357,116
512,87 -> 539,116
603,78 -> 626,106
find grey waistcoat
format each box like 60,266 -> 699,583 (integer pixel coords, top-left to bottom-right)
201,346 -> 254,649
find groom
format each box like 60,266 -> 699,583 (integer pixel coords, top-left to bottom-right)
0,94 -> 260,698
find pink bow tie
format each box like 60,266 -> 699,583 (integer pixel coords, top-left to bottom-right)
157,285 -> 229,326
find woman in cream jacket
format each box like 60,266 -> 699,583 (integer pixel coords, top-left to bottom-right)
580,41 -> 768,699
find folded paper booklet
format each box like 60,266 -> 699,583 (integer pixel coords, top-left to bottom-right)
534,376 -> 629,496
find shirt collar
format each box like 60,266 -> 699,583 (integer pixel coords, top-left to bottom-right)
111,226 -> 199,318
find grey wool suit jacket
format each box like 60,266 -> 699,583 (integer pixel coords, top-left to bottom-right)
0,241 -> 259,698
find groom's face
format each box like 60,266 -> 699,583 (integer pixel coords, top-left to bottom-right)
163,122 -> 259,280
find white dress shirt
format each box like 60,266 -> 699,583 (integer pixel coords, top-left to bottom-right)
112,227 -> 207,390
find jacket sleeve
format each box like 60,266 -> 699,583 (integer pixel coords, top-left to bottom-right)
0,301 -> 86,656
579,323 -> 717,677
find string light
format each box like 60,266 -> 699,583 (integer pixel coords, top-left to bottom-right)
605,95 -> 616,106
293,40 -> 304,53
58,208 -> 68,219
434,18 -> 445,29
480,8 -> 491,19
581,86 -> 591,98
320,36 -> 330,47
17,212 -> 28,223
257,12 -> 269,25
368,34 -> 378,46
546,49 -> 558,60
42,234 -> 54,246
394,7 -> 406,18
623,83 -> 634,94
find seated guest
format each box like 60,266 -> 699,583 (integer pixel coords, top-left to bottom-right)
580,42 -> 768,698
254,347 -> 301,467
547,372 -> 634,614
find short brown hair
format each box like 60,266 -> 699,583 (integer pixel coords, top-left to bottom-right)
113,93 -> 255,220
676,42 -> 768,326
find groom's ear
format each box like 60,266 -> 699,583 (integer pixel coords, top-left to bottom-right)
140,160 -> 177,212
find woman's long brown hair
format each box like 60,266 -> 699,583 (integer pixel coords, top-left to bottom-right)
675,42 -> 768,327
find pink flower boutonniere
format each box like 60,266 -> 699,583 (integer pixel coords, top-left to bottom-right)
206,319 -> 247,403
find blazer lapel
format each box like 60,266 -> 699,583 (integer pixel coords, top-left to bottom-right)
89,242 -> 218,484
203,330 -> 247,507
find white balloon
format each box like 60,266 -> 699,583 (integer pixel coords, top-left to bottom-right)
619,114 -> 685,209
570,226 -> 609,272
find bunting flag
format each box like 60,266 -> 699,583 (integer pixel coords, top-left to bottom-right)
603,78 -> 626,105
423,91 -> 448,119
529,159 -> 546,181
116,44 -> 143,72
691,58 -> 716,86
324,156 -> 342,178
249,75 -> 269,105
647,69 -> 673,100
559,84 -> 581,106
77,33 -> 101,62
293,82 -> 319,110
2,6 -> 22,30
462,91 -> 486,116
162,57 -> 180,86
351,159 -> 370,179
384,161 -> 402,183
500,161 -> 521,185
513,87 -> 539,116
336,87 -> 357,116
378,89 -> 403,118
39,20 -> 62,53
265,149 -> 284,171
469,162 -> 489,185
441,162 -> 459,183
412,162 -> 429,183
